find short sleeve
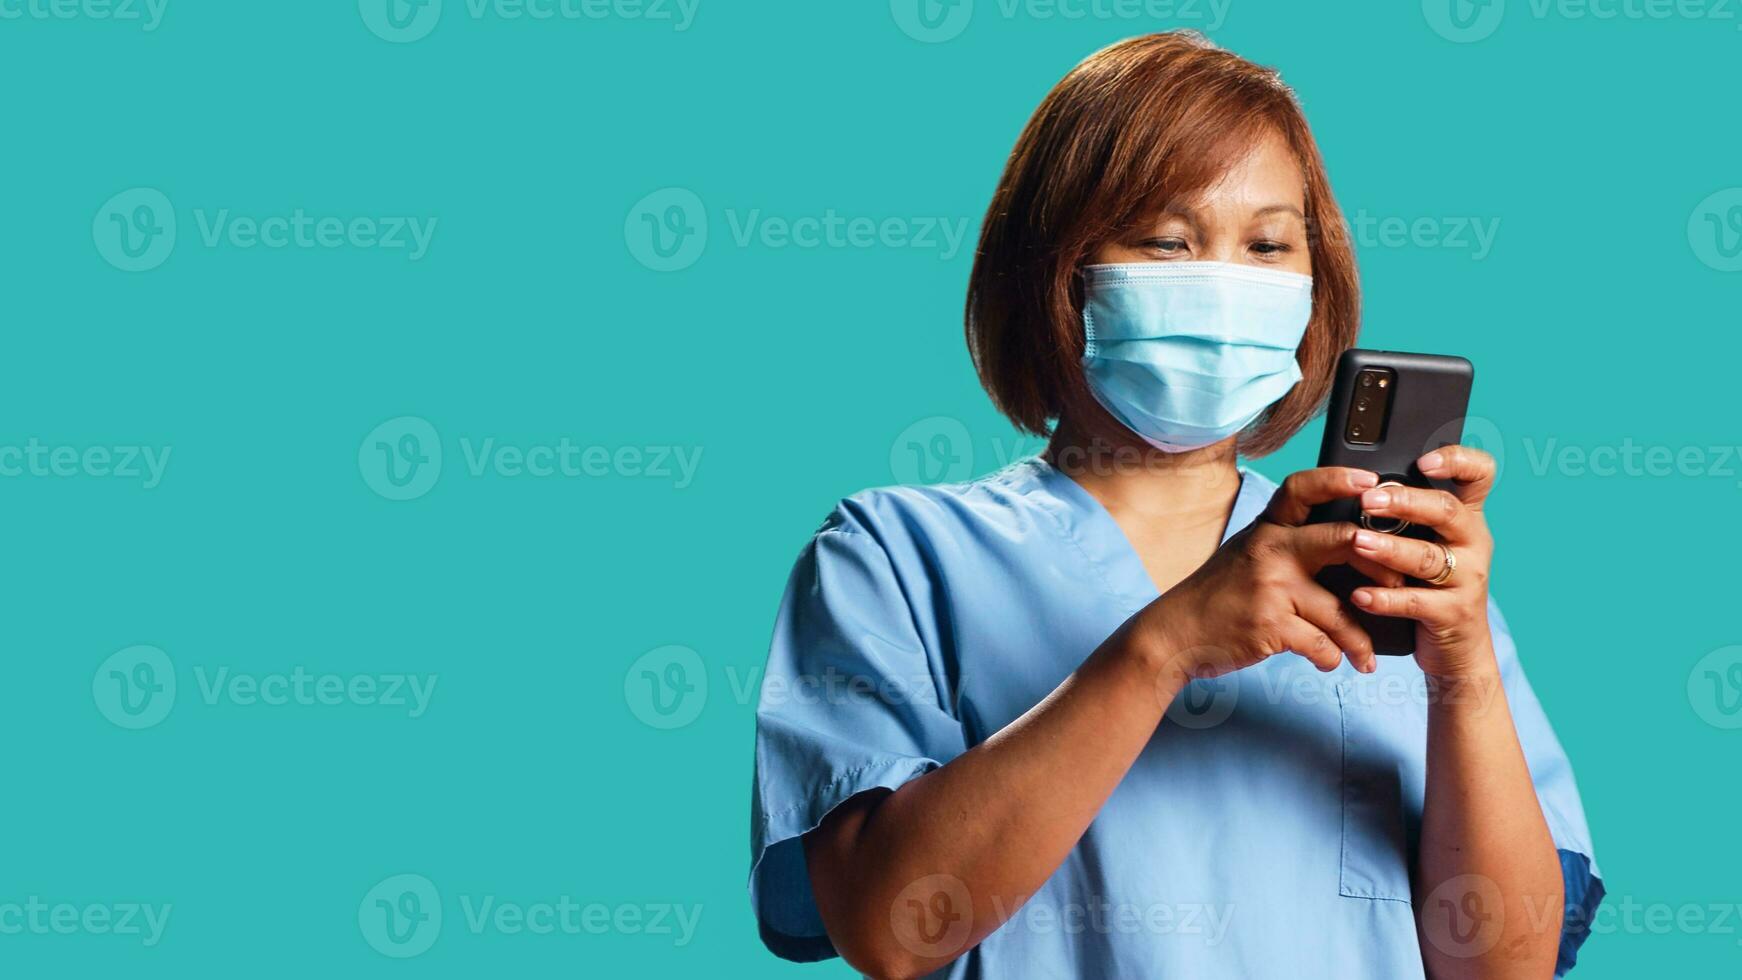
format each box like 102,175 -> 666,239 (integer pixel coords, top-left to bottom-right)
748,507 -> 968,962
1490,597 -> 1606,976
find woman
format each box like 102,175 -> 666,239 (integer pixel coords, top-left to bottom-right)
749,32 -> 1601,980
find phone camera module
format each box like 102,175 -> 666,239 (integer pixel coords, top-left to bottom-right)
1344,366 -> 1396,447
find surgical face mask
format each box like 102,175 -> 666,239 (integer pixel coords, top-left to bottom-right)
1080,261 -> 1313,451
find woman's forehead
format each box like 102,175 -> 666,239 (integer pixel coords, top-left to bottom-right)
1141,133 -> 1307,218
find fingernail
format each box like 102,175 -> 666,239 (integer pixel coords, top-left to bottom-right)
1354,530 -> 1379,550
1363,489 -> 1390,509
1351,470 -> 1379,489
1361,660 -> 1376,674
1419,452 -> 1444,472
1352,589 -> 1373,607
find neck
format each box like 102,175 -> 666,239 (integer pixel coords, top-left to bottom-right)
1044,413 -> 1243,523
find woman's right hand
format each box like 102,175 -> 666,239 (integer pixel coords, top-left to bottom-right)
1141,466 -> 1397,683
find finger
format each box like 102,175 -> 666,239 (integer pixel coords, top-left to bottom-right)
1293,586 -> 1377,673
1417,445 -> 1497,508
1359,485 -> 1478,543
1353,529 -> 1449,583
1281,521 -> 1362,571
1263,467 -> 1379,526
1348,554 -> 1406,589
1278,615 -> 1345,673
1350,586 -> 1457,626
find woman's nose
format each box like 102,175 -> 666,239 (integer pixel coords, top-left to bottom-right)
1199,239 -> 1243,264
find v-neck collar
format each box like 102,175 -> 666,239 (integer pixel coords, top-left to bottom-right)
1022,454 -> 1265,612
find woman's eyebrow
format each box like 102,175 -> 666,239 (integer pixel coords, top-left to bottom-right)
1143,208 -> 1202,231
1252,204 -> 1306,220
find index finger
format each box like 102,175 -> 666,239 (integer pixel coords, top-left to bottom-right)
1263,467 -> 1380,526
1417,445 -> 1496,508
1279,520 -> 1363,572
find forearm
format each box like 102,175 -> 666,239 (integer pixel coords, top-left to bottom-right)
805,614 -> 1183,979
1416,648 -> 1563,979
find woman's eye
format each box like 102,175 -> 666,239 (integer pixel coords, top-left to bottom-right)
1250,240 -> 1292,257
1142,237 -> 1189,256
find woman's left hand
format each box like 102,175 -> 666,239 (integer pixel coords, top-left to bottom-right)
1344,446 -> 1498,677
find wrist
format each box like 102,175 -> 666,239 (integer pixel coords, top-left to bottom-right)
1128,603 -> 1194,702
1421,649 -> 1505,713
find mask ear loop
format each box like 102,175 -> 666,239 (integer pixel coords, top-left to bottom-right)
1069,265 -> 1095,360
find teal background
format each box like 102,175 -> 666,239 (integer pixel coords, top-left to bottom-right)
2,0 -> 1738,975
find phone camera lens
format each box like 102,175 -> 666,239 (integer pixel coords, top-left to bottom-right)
1360,374 -> 1375,389
1355,397 -> 1371,413
1350,424 -> 1365,439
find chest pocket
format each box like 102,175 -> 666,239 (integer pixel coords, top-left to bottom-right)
1337,679 -> 1419,902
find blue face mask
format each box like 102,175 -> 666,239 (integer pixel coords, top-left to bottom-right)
1080,261 -> 1314,451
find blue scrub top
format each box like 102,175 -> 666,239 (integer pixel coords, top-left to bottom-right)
750,457 -> 1603,978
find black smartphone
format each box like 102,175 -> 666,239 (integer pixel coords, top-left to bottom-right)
1308,348 -> 1474,655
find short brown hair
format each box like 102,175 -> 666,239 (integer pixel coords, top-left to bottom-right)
965,31 -> 1359,457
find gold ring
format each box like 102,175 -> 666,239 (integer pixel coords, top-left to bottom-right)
1427,543 -> 1457,586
